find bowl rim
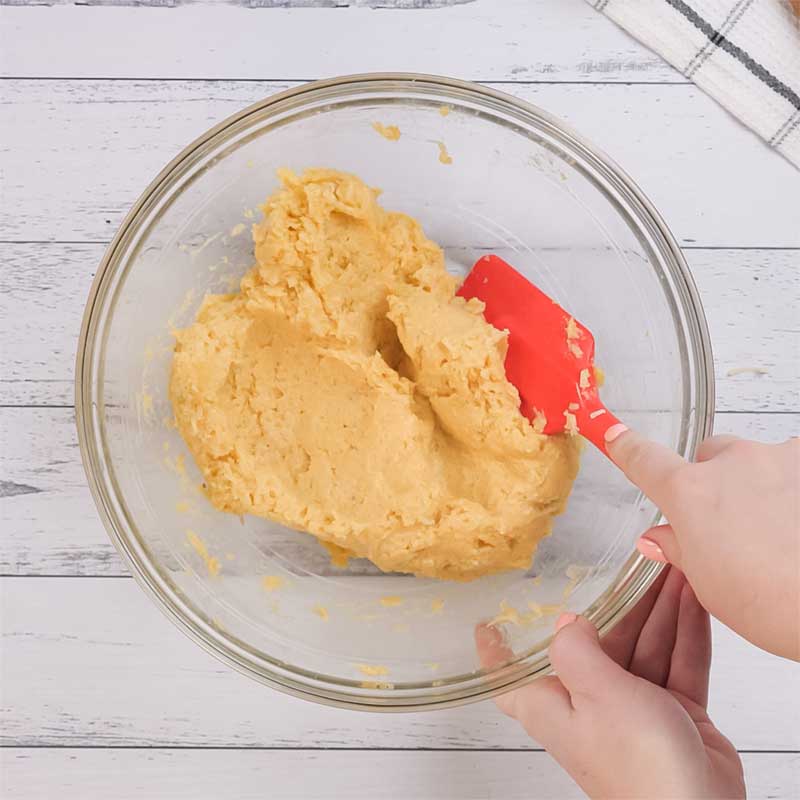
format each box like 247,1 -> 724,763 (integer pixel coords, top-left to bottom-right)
75,72 -> 715,712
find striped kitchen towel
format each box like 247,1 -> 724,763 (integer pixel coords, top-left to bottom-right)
588,0 -> 800,168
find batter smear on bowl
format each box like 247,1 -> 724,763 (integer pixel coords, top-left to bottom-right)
170,169 -> 579,580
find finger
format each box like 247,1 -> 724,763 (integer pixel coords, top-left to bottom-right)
475,624 -> 517,717
549,615 -> 633,705
501,676 -> 574,749
602,566 -> 670,669
474,625 -> 572,727
667,579 -> 712,709
637,524 -> 682,568
606,429 -> 686,509
475,623 -> 514,669
628,567 -> 685,686
696,434 -> 740,462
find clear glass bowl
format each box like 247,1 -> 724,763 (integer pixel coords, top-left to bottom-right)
76,74 -> 714,710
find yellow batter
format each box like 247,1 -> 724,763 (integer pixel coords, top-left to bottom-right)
170,169 -> 579,581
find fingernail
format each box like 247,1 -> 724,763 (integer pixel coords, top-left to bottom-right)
637,537 -> 668,563
604,423 -> 629,444
475,624 -> 500,647
555,612 -> 578,632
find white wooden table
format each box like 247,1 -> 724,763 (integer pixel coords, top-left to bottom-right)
1,1 -> 798,798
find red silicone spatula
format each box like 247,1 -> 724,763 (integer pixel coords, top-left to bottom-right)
457,254 -> 622,455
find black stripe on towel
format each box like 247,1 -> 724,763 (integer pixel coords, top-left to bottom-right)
664,0 -> 800,111
684,0 -> 755,78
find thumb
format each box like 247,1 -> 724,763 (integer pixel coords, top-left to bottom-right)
549,614 -> 634,703
637,523 -> 683,568
606,427 -> 686,511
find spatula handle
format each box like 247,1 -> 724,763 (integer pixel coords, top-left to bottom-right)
576,403 -> 623,457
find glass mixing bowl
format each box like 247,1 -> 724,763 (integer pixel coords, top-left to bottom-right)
76,74 -> 714,710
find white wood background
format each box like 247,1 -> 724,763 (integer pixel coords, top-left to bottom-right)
1,1 -> 798,798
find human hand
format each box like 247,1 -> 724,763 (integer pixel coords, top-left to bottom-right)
607,429 -> 799,660
476,568 -> 744,800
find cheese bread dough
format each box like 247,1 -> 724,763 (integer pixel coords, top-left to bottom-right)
170,169 -> 579,580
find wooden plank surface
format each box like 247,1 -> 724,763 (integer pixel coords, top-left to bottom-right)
0,0 -> 684,83
3,79 -> 798,247
1,749 -> 797,800
1,574 -> 799,751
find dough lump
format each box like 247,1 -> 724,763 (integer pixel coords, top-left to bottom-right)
170,169 -> 579,580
